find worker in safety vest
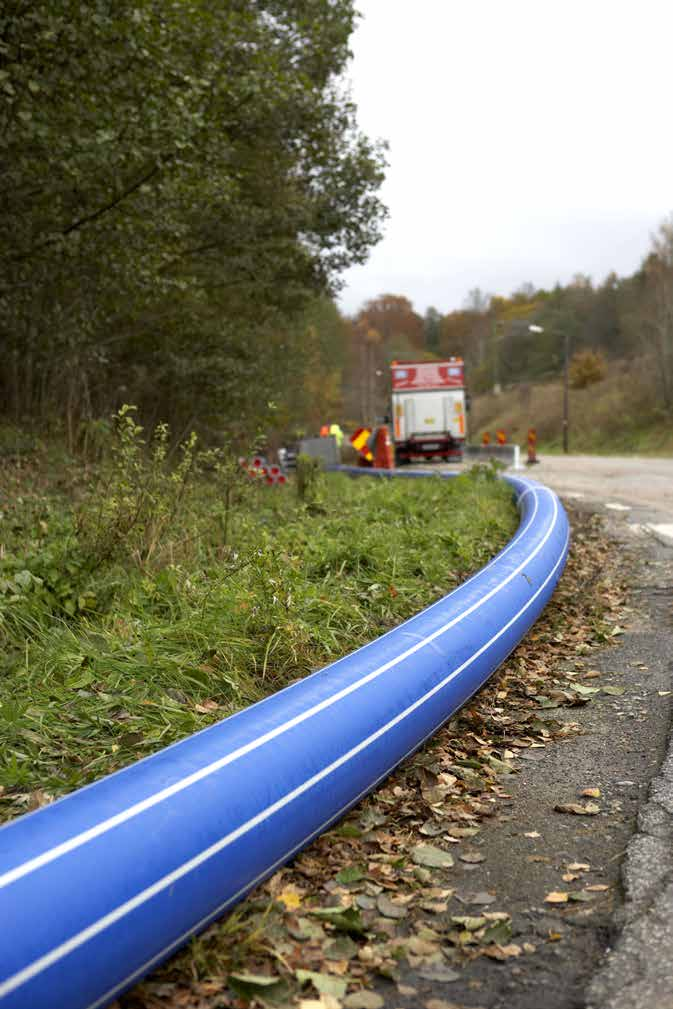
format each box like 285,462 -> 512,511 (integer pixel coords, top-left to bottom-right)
328,423 -> 344,448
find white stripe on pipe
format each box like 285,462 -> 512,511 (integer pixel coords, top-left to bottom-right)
0,499 -> 564,1002
0,485 -> 548,892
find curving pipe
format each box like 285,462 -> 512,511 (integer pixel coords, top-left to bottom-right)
0,473 -> 568,1009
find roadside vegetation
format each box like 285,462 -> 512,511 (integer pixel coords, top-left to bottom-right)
471,357 -> 673,456
0,420 -> 517,825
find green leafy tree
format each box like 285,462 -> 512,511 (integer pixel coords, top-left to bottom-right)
0,1 -> 387,441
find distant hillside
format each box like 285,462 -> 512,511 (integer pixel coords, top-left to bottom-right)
469,357 -> 673,455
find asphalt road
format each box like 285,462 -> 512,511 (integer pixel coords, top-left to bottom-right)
528,454 -> 673,535
523,455 -> 673,1008
429,453 -> 673,1007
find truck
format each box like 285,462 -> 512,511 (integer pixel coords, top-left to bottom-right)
390,358 -> 467,464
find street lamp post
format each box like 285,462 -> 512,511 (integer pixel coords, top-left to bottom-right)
492,320 -> 505,395
529,324 -> 570,454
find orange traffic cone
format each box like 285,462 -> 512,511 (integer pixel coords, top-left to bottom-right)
374,426 -> 394,469
526,427 -> 539,465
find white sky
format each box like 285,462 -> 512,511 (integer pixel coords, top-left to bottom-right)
339,0 -> 673,316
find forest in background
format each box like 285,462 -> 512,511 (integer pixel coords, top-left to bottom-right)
342,215 -> 673,438
2,4 -> 671,452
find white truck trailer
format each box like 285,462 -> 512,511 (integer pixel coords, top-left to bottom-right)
390,358 -> 467,464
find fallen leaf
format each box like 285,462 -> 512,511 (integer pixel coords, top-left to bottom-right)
451,915 -> 487,931
299,998 -> 341,1009
194,699 -> 219,713
567,862 -> 590,871
343,992 -> 385,1009
524,831 -> 541,838
484,943 -> 522,960
420,820 -> 446,837
376,894 -> 407,919
482,919 -> 512,944
462,891 -> 496,905
545,891 -> 569,903
459,851 -> 485,864
324,936 -> 359,961
554,802 -> 601,816
568,890 -> 593,902
308,906 -> 366,935
416,966 -> 460,983
523,942 -> 537,954
602,686 -> 625,696
411,844 -> 454,869
586,884 -> 610,892
228,972 -> 285,1001
228,973 -> 280,987
580,788 -> 601,798
562,873 -> 579,882
336,865 -> 365,885
295,970 -> 347,999
568,683 -> 600,696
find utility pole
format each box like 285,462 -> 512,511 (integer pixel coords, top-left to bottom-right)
562,331 -> 570,454
529,324 -> 570,453
492,320 -> 505,394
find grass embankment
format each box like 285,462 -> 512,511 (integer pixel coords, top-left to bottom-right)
0,441 -> 518,825
471,358 -> 673,455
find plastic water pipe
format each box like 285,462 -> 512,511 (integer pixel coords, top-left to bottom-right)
0,473 -> 568,1009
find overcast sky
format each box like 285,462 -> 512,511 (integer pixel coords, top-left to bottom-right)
339,0 -> 673,317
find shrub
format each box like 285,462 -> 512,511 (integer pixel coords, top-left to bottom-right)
569,350 -> 606,389
74,406 -> 245,570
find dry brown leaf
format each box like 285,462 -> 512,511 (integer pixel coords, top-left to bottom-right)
483,943 -> 522,960
459,851 -> 485,864
545,891 -> 569,903
554,802 -> 601,816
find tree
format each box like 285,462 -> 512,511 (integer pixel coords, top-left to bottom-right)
354,295 -> 424,357
423,307 -> 441,354
0,1 -> 387,441
463,287 -> 491,314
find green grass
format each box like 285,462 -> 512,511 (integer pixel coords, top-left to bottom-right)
0,458 -> 518,824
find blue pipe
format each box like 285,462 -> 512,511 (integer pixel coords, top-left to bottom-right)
0,473 -> 568,1009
